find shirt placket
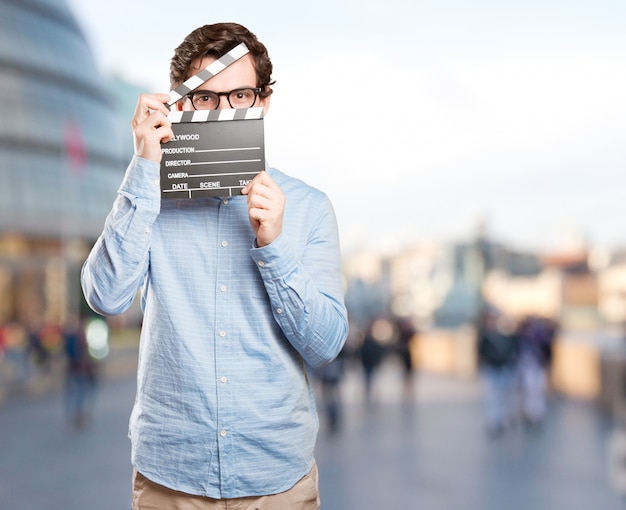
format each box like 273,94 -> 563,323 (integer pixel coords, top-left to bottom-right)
214,196 -> 236,493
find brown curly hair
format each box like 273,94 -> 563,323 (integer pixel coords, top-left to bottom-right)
170,22 -> 275,98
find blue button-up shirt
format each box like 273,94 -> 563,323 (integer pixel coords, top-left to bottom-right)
81,156 -> 348,498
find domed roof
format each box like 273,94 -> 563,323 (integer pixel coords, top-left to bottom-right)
0,0 -> 127,238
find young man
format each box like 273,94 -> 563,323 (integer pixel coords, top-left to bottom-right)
81,22 -> 348,509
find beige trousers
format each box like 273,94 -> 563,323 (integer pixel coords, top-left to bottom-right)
131,461 -> 320,510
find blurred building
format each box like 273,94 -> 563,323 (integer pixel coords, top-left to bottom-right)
0,0 -> 129,328
597,251 -> 626,329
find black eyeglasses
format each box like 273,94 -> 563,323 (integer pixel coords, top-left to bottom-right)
186,87 -> 262,110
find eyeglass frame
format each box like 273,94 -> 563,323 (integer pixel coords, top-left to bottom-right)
186,87 -> 266,110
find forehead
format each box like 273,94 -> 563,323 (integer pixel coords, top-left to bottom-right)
191,53 -> 257,90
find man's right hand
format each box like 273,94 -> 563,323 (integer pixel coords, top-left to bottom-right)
132,93 -> 173,163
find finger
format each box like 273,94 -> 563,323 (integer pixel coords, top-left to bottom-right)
242,169 -> 277,194
248,178 -> 281,203
254,170 -> 278,190
247,193 -> 273,212
133,109 -> 173,161
242,172 -> 261,195
138,93 -> 171,112
156,123 -> 174,144
132,93 -> 171,127
135,110 -> 171,141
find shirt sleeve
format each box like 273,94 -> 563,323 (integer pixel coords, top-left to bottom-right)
249,195 -> 348,369
81,156 -> 161,316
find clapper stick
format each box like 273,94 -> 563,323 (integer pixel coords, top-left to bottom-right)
166,42 -> 250,107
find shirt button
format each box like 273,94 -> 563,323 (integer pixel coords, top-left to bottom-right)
276,308 -> 283,314
223,199 -> 229,205
220,376 -> 228,383
153,179 -> 160,186
219,330 -> 226,338
220,430 -> 227,437
220,285 -> 227,293
258,260 -> 265,267
144,227 -> 150,234
221,240 -> 228,248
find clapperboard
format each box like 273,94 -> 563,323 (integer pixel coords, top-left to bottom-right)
160,43 -> 265,199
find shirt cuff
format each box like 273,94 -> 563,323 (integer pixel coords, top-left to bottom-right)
119,155 -> 161,200
250,233 -> 297,278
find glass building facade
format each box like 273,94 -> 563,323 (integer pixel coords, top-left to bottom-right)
0,0 -> 129,329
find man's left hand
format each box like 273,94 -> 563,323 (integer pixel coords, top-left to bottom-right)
241,172 -> 285,247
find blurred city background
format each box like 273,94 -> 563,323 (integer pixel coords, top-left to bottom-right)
1,0 -> 626,508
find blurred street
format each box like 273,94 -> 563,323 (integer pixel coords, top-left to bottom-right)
0,354 -> 624,510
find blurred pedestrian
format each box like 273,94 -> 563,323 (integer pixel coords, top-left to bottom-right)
315,348 -> 346,434
515,315 -> 557,429
0,323 -> 6,363
359,320 -> 386,402
63,316 -> 97,429
393,316 -> 418,398
26,318 -> 49,371
477,307 -> 519,437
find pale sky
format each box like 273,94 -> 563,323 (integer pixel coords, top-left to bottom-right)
68,0 -> 626,255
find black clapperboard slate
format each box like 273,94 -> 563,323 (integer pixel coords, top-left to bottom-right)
160,107 -> 265,199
